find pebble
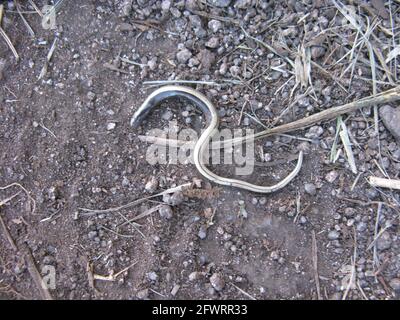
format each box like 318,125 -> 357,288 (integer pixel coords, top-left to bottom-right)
389,278 -> 400,293
163,191 -> 185,206
209,273 -> 225,291
107,123 -> 116,131
205,37 -> 219,49
198,225 -> 208,239
310,46 -> 326,59
305,126 -> 324,139
162,110 -> 173,121
171,284 -> 180,296
136,288 -> 149,299
208,0 -> 231,7
304,183 -> 317,195
176,48 -> 192,64
188,271 -> 202,281
161,0 -> 171,11
159,204 -> 173,220
376,231 -> 392,251
380,105 -> 400,143
328,230 -> 340,240
145,176 -> 158,193
325,170 -> 339,183
147,271 -> 158,281
208,19 -> 222,32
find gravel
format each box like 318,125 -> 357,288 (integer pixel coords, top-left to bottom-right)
376,231 -> 392,251
159,204 -> 173,220
327,230 -> 340,240
176,48 -> 192,64
389,278 -> 400,292
209,273 -> 225,291
380,105 -> 400,143
304,183 -> 317,195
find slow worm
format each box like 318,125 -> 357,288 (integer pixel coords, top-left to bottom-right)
130,85 -> 303,193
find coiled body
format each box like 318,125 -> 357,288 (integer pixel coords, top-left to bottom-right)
131,85 -> 303,193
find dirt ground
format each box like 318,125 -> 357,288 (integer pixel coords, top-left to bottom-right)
1,0 -> 400,300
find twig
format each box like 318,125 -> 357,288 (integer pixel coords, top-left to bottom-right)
368,176 -> 400,190
0,213 -> 18,252
15,0 -> 35,37
79,183 -> 191,215
231,283 -> 257,300
211,86 -> 400,149
38,37 -> 58,80
0,183 -> 36,214
22,244 -> 53,300
93,261 -> 137,282
0,4 -> 19,61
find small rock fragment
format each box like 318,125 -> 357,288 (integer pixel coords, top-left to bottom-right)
325,170 -> 339,183
136,288 -> 149,299
145,176 -> 158,193
328,230 -> 340,240
376,231 -> 392,251
159,204 -> 173,220
304,183 -> 317,195
209,273 -> 225,291
380,105 -> 400,143
389,278 -> 400,293
176,48 -> 192,64
107,123 -> 116,131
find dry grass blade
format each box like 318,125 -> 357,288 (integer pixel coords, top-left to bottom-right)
0,183 -> 36,214
0,4 -> 19,61
79,183 -> 192,215
211,86 -> 400,149
339,119 -> 357,174
38,37 -> 58,79
368,176 -> 400,190
15,0 -> 35,37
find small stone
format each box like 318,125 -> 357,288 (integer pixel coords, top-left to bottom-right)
328,230 -> 340,240
389,278 -> 400,293
176,48 -> 192,64
209,273 -> 225,291
270,251 -> 279,260
304,183 -> 317,195
344,207 -> 356,217
159,204 -> 173,220
88,231 -> 97,239
136,288 -> 149,299
162,110 -> 173,121
310,46 -> 326,59
147,271 -> 158,281
163,191 -> 185,206
208,0 -> 231,7
196,49 -> 215,70
107,123 -> 116,131
380,105 -> 400,143
198,225 -> 208,239
264,153 -> 272,162
205,37 -> 219,49
147,57 -> 157,71
325,170 -> 339,183
145,176 -> 158,193
305,126 -> 324,139
208,19 -> 222,32
376,231 -> 392,251
356,222 -> 367,232
171,284 -> 180,296
161,0 -> 171,11
188,271 -> 201,281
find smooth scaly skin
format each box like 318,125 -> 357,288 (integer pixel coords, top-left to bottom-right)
130,85 -> 303,193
